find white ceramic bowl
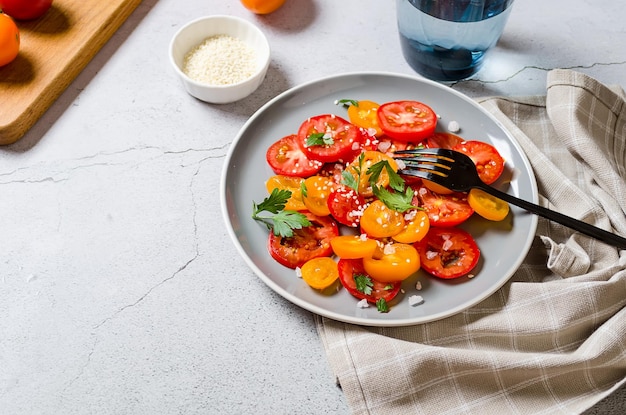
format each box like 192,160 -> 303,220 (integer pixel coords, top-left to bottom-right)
169,15 -> 271,104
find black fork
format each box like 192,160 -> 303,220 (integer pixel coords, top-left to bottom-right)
395,148 -> 626,249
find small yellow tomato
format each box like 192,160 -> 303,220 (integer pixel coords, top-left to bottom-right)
302,175 -> 334,216
392,210 -> 430,243
467,188 -> 510,221
265,175 -> 306,211
330,235 -> 379,259
347,100 -> 383,136
360,200 -> 405,238
300,257 -> 339,290
363,243 -> 420,283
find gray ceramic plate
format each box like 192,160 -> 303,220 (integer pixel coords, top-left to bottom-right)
221,72 -> 538,327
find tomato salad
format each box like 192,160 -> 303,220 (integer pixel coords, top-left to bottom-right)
252,99 -> 508,313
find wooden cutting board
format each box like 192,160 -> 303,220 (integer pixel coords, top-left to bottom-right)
0,0 -> 143,145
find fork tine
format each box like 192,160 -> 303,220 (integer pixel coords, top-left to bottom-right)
395,147 -> 457,158
397,168 -> 431,180
398,159 -> 452,174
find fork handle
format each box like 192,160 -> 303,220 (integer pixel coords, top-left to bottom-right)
477,184 -> 626,249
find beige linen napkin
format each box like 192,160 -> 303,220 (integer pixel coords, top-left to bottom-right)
317,69 -> 626,414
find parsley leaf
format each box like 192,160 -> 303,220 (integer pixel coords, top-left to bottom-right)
376,298 -> 389,313
252,189 -> 311,237
341,152 -> 364,193
335,99 -> 359,108
306,132 -> 334,147
253,188 -> 290,213
367,160 -> 405,192
372,185 -> 415,212
354,274 -> 373,295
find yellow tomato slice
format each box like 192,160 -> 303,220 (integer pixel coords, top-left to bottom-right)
467,188 -> 510,221
300,257 -> 339,290
265,175 -> 306,211
392,210 -> 430,243
363,243 -> 420,283
347,100 -> 383,136
330,235 -> 379,259
421,178 -> 453,195
345,150 -> 398,197
360,200 -> 405,238
302,175 -> 334,216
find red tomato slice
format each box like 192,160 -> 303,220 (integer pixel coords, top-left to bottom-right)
297,114 -> 363,163
377,101 -> 437,143
266,134 -> 324,177
337,258 -> 401,303
426,132 -> 464,149
327,185 -> 367,227
268,212 -> 338,269
452,140 -> 505,185
416,227 -> 480,279
412,184 -> 474,227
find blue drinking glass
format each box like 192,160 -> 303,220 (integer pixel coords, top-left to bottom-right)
397,0 -> 515,81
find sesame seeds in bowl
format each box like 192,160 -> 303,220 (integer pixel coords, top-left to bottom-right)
169,15 -> 270,104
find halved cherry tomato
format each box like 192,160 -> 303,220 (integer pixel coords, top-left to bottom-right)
426,132 -> 464,149
300,257 -> 339,290
452,140 -> 505,185
302,175 -> 335,216
468,188 -> 510,221
330,235 -> 379,259
392,209 -> 430,243
297,114 -> 363,163
268,212 -> 338,269
337,259 -> 401,303
0,12 -> 19,67
412,184 -> 473,227
363,242 -> 420,283
345,150 -> 398,197
416,227 -> 480,279
266,134 -> 323,177
327,185 -> 367,227
347,100 -> 383,136
377,100 -> 437,143
265,175 -> 306,211
360,200 -> 405,238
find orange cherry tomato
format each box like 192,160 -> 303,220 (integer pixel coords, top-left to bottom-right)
345,150 -> 398,197
240,0 -> 286,14
360,200 -> 405,238
330,235 -> 379,259
0,13 -> 19,67
300,257 -> 339,290
347,100 -> 383,136
363,243 -> 420,283
467,188 -> 510,221
265,175 -> 306,211
392,209 -> 430,243
302,175 -> 335,216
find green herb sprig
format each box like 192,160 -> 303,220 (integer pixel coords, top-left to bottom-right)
252,189 -> 311,238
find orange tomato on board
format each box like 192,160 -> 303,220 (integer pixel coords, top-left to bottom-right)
240,0 -> 286,14
0,12 -> 19,67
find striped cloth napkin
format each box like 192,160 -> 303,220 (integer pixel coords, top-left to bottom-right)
317,69 -> 626,414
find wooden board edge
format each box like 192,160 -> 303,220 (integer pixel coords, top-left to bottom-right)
0,0 -> 144,146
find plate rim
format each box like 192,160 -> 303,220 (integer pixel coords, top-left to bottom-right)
220,71 -> 538,327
